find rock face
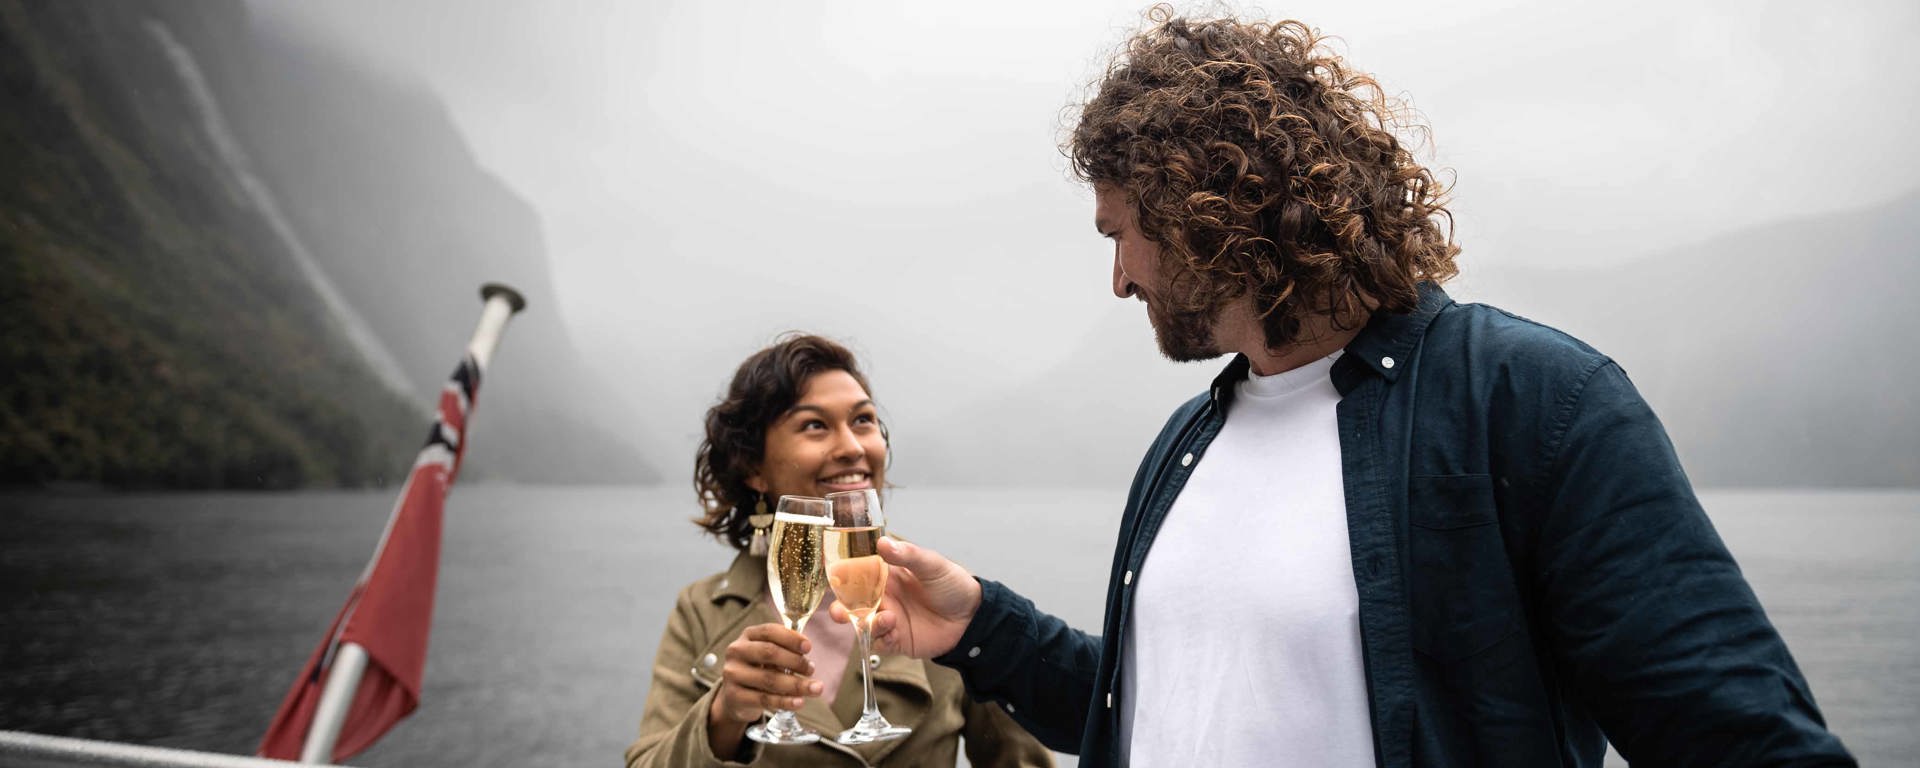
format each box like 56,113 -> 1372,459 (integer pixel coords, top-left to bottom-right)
0,1 -> 656,488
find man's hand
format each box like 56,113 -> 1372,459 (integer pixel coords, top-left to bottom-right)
828,537 -> 981,659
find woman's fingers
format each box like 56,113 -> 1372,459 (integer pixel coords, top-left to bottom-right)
732,624 -> 812,673
740,623 -> 811,654
725,659 -> 820,697
716,680 -> 803,722
713,621 -> 824,723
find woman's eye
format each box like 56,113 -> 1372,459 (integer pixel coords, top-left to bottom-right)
801,420 -> 827,432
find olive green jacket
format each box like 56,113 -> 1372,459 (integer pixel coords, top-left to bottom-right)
625,553 -> 1054,768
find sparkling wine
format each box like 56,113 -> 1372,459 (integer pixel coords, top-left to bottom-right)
825,526 -> 887,620
767,511 -> 828,630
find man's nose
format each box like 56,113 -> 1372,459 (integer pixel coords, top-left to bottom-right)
1112,252 -> 1135,299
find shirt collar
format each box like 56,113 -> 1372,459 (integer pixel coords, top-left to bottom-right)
1333,281 -> 1452,395
1209,282 -> 1453,402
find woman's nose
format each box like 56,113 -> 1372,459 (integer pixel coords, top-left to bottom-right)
831,424 -> 864,459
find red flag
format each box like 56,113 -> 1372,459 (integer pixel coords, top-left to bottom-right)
257,355 -> 481,762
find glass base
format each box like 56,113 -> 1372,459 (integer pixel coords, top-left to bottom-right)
836,713 -> 911,745
747,713 -> 821,745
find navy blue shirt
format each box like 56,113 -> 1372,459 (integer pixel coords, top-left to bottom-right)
935,284 -> 1854,767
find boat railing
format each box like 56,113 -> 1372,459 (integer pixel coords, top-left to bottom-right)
0,731 -> 363,768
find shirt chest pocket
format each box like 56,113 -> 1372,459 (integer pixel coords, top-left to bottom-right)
1406,474 -> 1524,663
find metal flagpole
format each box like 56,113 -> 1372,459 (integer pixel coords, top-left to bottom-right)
297,283 -> 526,764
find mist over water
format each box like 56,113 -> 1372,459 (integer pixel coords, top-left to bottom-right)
2,487 -> 1912,766
143,20 -> 412,398
4,2 -> 1917,765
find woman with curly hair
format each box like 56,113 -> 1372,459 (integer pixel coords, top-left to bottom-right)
840,7 -> 1851,768
624,334 -> 1051,768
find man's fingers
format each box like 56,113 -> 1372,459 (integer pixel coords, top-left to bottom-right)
866,609 -> 901,653
879,537 -> 970,588
826,601 -> 851,624
876,536 -> 935,573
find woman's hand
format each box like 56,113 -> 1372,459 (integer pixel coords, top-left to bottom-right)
828,537 -> 982,659
705,623 -> 823,757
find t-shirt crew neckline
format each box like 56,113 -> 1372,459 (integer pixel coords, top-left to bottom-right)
1238,350 -> 1343,400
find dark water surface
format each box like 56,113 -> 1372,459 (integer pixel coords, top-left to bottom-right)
2,487 -> 1914,766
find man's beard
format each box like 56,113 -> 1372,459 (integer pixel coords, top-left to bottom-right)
1142,291 -> 1222,362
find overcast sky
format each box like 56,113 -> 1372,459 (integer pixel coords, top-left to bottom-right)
249,0 -> 1920,465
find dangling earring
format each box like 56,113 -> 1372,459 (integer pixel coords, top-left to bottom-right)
747,496 -> 773,557
880,421 -> 893,473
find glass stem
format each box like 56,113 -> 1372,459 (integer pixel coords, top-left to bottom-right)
857,614 -> 880,718
772,617 -> 803,730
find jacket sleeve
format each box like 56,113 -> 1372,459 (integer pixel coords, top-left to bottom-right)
624,585 -> 762,768
958,684 -> 1058,768
932,579 -> 1101,753
1531,361 -> 1854,765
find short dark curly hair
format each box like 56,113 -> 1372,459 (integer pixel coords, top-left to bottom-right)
1070,6 -> 1460,349
693,334 -> 876,552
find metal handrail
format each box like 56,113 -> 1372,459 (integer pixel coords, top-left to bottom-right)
0,731 -> 363,768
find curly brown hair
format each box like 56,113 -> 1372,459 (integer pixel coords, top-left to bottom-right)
693,334 -> 878,552
1070,6 -> 1460,349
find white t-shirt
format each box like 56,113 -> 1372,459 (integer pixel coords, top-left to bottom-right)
1119,352 -> 1376,766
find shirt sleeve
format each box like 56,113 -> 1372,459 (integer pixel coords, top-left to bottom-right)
624,586 -> 763,768
933,578 -> 1102,753
958,682 -> 1059,768
1533,361 -> 1855,765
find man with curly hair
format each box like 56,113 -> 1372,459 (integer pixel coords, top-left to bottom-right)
832,8 -> 1855,767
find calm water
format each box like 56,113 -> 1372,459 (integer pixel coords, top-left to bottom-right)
1,487 -> 1914,766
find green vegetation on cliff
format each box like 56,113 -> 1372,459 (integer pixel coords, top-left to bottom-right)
1,1 -> 419,488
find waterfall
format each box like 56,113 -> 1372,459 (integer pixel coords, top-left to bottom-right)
144,20 -> 418,400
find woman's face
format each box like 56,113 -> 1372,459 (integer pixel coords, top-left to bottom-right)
746,369 -> 887,502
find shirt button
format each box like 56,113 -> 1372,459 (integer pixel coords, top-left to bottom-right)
1106,692 -> 1114,709
1181,452 -> 1194,467
1381,356 -> 1395,369
967,646 -> 982,659
700,653 -> 717,669
869,655 -> 881,669
1005,703 -> 1016,713
1123,570 -> 1134,586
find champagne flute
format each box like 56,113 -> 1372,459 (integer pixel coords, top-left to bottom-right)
746,496 -> 832,746
824,489 -> 912,744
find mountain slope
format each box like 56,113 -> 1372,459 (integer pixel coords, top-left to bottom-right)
1,1 -> 659,487
0,0 -> 418,488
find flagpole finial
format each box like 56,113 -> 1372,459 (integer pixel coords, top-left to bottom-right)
480,282 -> 527,314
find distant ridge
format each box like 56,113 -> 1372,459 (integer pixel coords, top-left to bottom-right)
907,192 -> 1919,489
1467,189 -> 1920,488
0,1 -> 659,488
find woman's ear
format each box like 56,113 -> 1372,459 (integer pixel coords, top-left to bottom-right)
745,473 -> 766,494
